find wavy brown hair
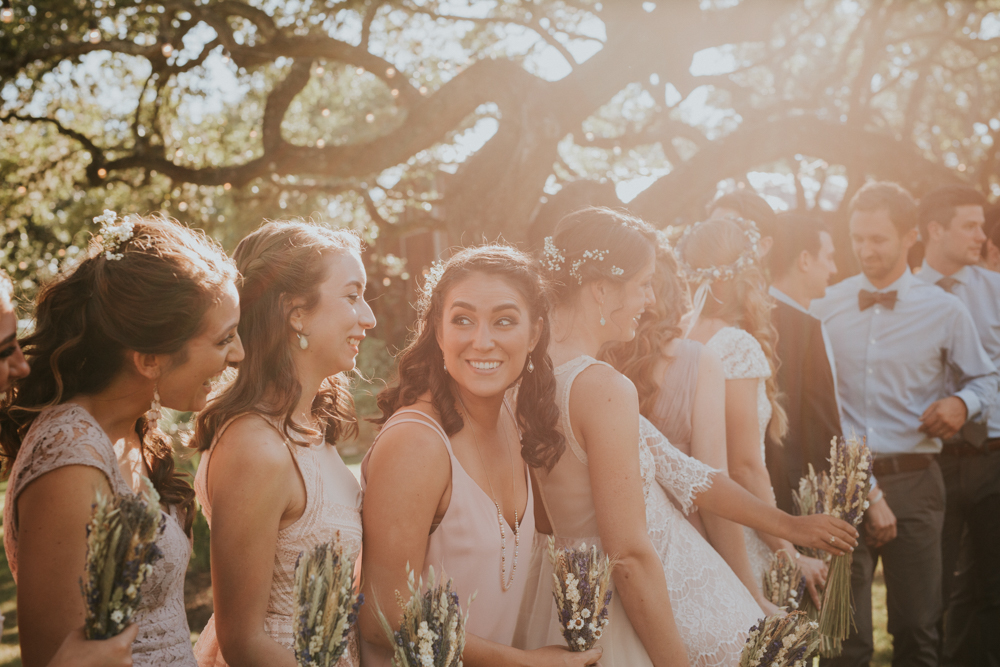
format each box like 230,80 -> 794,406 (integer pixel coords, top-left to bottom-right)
678,217 -> 788,442
193,221 -> 361,453
375,244 -> 564,471
0,215 -> 236,534
600,242 -> 687,417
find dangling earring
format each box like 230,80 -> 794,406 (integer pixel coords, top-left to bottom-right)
526,355 -> 535,373
297,331 -> 309,350
146,384 -> 162,423
599,303 -> 606,327
443,361 -> 448,373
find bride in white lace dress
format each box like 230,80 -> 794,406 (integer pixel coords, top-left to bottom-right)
516,210 -> 856,666
680,216 -> 829,603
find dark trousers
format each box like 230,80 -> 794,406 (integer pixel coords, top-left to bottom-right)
820,461 -> 945,667
939,449 -> 1000,667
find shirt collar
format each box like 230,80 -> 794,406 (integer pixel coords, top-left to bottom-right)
859,267 -> 915,301
918,259 -> 969,286
768,285 -> 811,315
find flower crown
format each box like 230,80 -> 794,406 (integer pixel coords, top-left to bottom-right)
542,236 -> 625,285
674,216 -> 761,285
93,209 -> 136,261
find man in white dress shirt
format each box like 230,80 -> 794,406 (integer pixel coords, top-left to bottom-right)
915,184 -> 1000,667
812,182 -> 998,667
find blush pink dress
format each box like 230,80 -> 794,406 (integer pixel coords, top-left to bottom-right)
359,404 -> 535,667
192,415 -> 362,667
4,403 -> 197,666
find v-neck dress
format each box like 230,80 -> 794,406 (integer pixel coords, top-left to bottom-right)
359,405 -> 535,666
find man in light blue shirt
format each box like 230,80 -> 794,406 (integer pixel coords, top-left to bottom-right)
812,182 -> 997,667
915,184 -> 1000,667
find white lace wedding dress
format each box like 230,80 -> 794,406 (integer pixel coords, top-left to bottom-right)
516,356 -> 761,667
705,326 -> 775,585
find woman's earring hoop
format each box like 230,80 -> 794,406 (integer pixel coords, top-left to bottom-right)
146,384 -> 162,423
297,331 -> 309,350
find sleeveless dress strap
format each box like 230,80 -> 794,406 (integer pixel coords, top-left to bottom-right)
557,356 -> 615,466
372,409 -> 452,451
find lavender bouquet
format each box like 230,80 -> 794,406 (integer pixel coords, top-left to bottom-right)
740,611 -> 821,667
293,537 -> 363,667
376,565 -> 469,667
547,537 -> 614,652
763,550 -> 806,611
81,486 -> 163,639
817,433 -> 873,656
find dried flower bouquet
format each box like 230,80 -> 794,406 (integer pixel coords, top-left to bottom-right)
293,537 -> 363,667
763,550 -> 806,611
817,433 -> 873,656
376,565 -> 470,667
740,611 -> 821,667
81,486 -> 164,639
547,537 -> 614,652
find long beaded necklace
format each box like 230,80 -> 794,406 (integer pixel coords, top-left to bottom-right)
456,394 -> 521,592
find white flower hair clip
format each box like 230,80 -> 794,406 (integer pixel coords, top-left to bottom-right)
94,209 -> 136,261
416,259 -> 448,315
542,236 -> 565,273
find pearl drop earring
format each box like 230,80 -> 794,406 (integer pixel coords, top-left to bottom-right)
297,332 -> 309,350
146,384 -> 162,423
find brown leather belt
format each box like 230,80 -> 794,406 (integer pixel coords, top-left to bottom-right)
941,438 -> 1000,458
872,453 -> 937,477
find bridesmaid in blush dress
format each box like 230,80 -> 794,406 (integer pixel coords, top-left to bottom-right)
359,245 -> 601,667
191,222 -> 375,667
0,217 -> 243,667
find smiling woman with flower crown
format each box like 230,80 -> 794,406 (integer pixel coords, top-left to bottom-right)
0,212 -> 244,667
359,245 -> 601,667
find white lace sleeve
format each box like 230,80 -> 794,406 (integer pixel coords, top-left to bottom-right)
706,327 -> 771,380
639,417 -> 717,514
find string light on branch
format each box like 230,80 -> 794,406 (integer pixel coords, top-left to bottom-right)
386,67 -> 395,77
97,168 -> 107,178
161,42 -> 173,57
419,86 -> 428,95
0,0 -> 13,23
321,108 -> 330,116
391,89 -> 399,98
365,113 -> 375,123
88,20 -> 101,43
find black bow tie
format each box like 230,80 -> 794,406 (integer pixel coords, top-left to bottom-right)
859,289 -> 898,311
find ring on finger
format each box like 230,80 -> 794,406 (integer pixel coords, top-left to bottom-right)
830,536 -> 836,544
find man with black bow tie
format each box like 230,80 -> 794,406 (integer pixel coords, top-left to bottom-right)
812,181 -> 997,667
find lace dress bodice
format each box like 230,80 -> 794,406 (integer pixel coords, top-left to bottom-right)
705,326 -> 775,584
515,356 -> 761,666
3,403 -> 196,666
192,415 -> 362,667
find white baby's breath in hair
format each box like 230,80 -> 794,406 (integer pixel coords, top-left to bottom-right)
543,237 -> 625,285
94,209 -> 136,261
542,236 -> 565,273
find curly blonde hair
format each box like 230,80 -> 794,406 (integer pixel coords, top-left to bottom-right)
678,218 -> 788,443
